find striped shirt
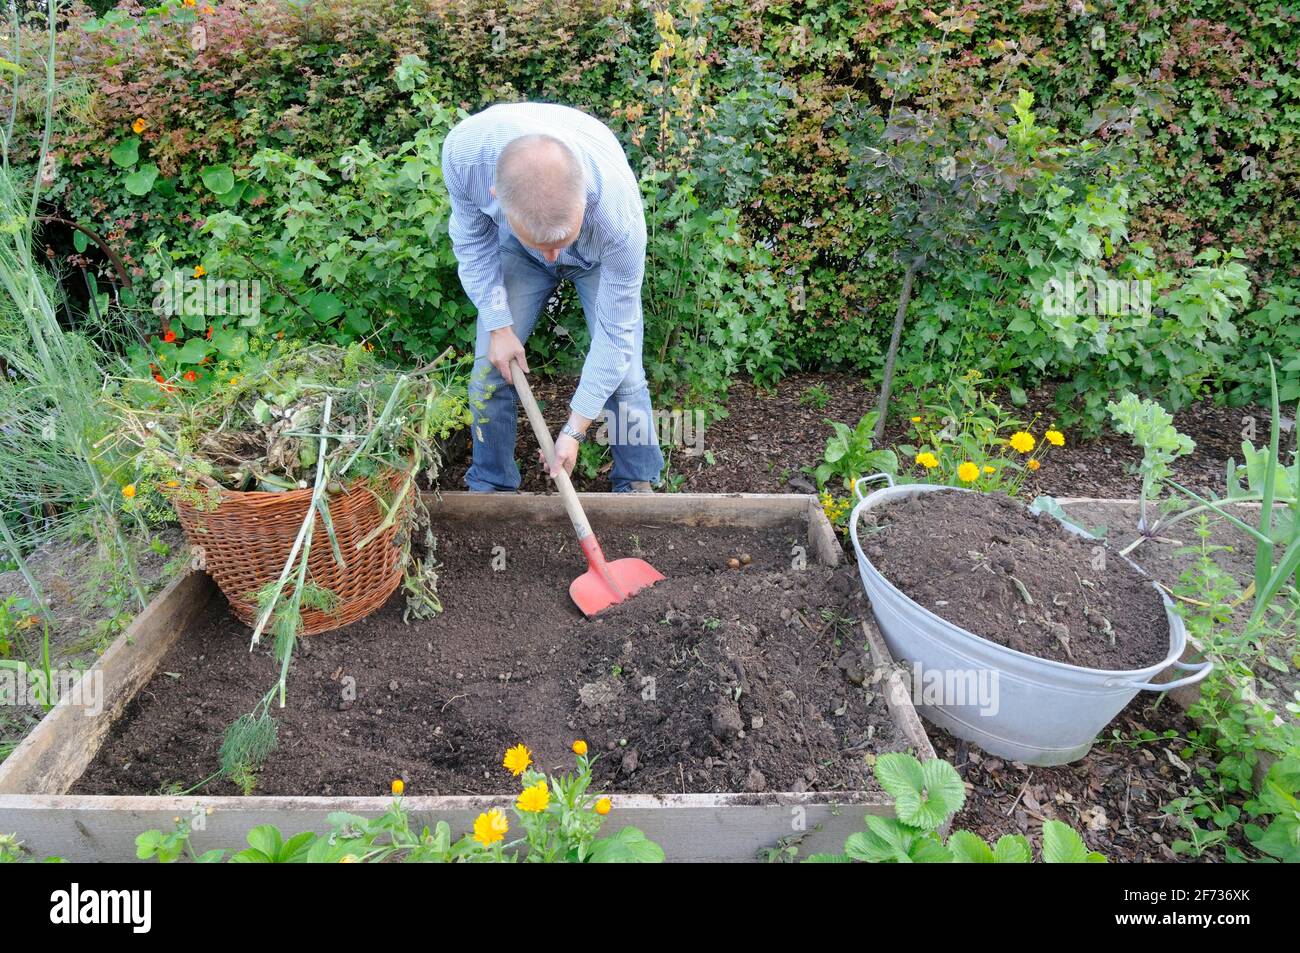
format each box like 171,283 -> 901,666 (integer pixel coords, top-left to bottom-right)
440,102 -> 647,422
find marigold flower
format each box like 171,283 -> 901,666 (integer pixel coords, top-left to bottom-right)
595,797 -> 611,816
193,264 -> 206,279
1046,429 -> 1065,447
572,739 -> 588,756
121,484 -> 136,499
957,462 -> 979,483
516,780 -> 550,813
1027,459 -> 1041,471
183,370 -> 198,383
915,452 -> 939,469
473,808 -> 507,846
1009,431 -> 1036,454
391,779 -> 404,796
503,743 -> 532,776
132,118 -> 146,134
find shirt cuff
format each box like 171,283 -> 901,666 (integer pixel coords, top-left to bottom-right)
569,386 -> 607,423
478,307 -> 514,333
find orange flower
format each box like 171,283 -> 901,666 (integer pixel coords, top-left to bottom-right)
1027,459 -> 1041,471
163,329 -> 176,343
121,484 -> 137,499
594,797 -> 612,816
183,370 -> 198,383
572,740 -> 588,756
391,779 -> 404,796
132,118 -> 146,134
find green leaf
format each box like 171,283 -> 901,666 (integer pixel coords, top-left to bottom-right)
243,824 -> 282,859
308,292 -> 345,323
876,753 -> 966,831
991,834 -> 1034,863
175,338 -> 212,364
587,826 -> 664,863
200,164 -> 236,195
72,229 -> 89,253
947,830 -> 996,862
123,164 -> 159,196
212,328 -> 248,359
1042,819 -> 1096,863
110,137 -> 140,168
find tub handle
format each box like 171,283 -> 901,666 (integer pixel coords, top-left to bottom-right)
1105,659 -> 1213,693
853,473 -> 895,502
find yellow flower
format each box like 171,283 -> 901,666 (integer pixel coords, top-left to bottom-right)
165,480 -> 179,488
183,0 -> 196,6
193,264 -> 206,279
915,452 -> 939,469
1009,431 -> 1036,454
1046,429 -> 1065,447
132,117 -> 146,135
201,4 -> 215,12
983,466 -> 995,474
473,809 -> 507,846
1027,459 -> 1041,471
594,797 -> 612,816
911,415 -> 922,423
228,377 -> 239,386
121,484 -> 137,499
502,743 -> 532,776
516,780 -> 550,813
957,462 -> 979,483
338,854 -> 359,863
571,739 -> 588,756
391,779 -> 404,796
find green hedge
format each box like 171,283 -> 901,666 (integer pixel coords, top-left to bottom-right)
25,0 -> 1300,416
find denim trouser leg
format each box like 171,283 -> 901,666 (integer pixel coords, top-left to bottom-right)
568,262 -> 664,492
464,242 -> 557,492
464,238 -> 665,492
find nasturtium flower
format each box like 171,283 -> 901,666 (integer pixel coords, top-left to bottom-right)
594,798 -> 612,816
1009,431 -> 1036,453
915,452 -> 939,469
183,370 -> 198,383
1027,459 -> 1041,471
132,117 -> 146,134
957,462 -> 979,483
503,743 -> 532,776
1046,429 -> 1065,447
572,739 -> 588,756
391,779 -> 404,796
121,484 -> 136,499
163,329 -> 176,343
517,780 -> 550,813
473,809 -> 508,846
193,264 -> 206,279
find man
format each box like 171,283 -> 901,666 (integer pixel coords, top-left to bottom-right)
441,101 -> 664,492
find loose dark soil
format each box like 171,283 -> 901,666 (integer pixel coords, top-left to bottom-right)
439,372 -> 1293,500
862,491 -> 1170,670
73,523 -> 909,797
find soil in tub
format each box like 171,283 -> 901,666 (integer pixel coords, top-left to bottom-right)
73,522 -> 909,797
860,491 -> 1171,670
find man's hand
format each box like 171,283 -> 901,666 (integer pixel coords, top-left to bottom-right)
537,414 -> 592,481
488,326 -> 528,384
545,433 -> 580,481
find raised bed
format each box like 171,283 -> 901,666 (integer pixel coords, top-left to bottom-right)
0,492 -> 934,862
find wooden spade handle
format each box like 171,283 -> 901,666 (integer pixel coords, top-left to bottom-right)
510,359 -> 593,542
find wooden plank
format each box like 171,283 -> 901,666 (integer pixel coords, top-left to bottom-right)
0,570 -> 215,796
425,490 -> 815,528
0,491 -> 932,862
0,791 -> 893,863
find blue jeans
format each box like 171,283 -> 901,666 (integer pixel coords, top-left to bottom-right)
465,237 -> 665,492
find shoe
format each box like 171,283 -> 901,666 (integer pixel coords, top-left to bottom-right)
627,481 -> 654,493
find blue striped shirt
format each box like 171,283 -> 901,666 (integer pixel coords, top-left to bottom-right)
440,102 -> 647,422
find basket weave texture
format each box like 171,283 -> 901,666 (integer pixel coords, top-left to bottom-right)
172,470 -> 408,636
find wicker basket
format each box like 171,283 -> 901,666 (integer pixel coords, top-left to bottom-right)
172,470 -> 409,636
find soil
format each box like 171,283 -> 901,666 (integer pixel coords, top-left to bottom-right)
861,491 -> 1170,670
439,372 -> 1295,501
1064,500 -> 1298,710
72,523 -> 911,798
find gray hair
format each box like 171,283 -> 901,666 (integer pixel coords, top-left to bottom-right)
495,133 -> 586,244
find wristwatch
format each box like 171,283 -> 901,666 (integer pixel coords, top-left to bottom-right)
560,422 -> 587,444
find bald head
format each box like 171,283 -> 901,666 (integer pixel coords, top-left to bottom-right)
494,134 -> 586,250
